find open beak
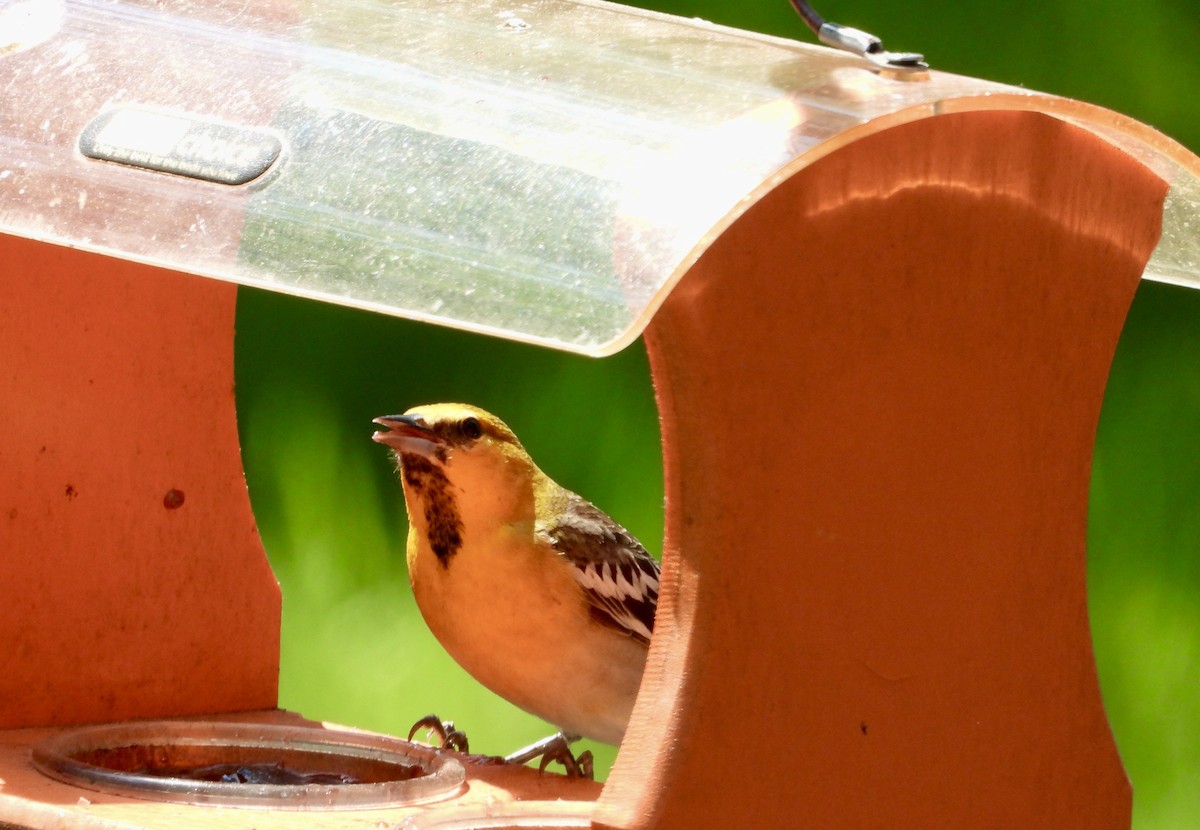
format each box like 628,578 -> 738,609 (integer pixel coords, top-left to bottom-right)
372,414 -> 444,457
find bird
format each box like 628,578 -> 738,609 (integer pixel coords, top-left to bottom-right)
371,403 -> 660,777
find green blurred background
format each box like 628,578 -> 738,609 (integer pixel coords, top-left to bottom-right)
234,1 -> 1199,826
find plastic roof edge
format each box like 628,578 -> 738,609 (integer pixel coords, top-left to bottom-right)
599,92 -> 1200,357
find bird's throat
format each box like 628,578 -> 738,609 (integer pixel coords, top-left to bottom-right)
400,453 -> 463,567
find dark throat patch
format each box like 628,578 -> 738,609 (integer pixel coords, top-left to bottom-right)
400,453 -> 463,567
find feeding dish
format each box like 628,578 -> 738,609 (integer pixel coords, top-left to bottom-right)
31,720 -> 465,810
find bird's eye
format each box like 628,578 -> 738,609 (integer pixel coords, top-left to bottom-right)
461,417 -> 483,440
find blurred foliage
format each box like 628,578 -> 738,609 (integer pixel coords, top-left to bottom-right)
1090,284 -> 1200,829
234,0 -> 1199,823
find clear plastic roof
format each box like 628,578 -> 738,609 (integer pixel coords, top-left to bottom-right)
2,0 -> 1198,354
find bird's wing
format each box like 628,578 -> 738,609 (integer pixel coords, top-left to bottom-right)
541,493 -> 660,645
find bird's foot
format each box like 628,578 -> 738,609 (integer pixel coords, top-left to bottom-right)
407,713 -> 470,753
505,732 -> 594,780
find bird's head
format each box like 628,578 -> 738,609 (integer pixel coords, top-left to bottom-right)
371,403 -> 525,464
372,403 -> 543,530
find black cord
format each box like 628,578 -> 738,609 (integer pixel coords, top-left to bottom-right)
788,0 -> 826,36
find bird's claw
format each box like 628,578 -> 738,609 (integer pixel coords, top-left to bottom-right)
407,718 -> 591,778
506,732 -> 593,780
407,713 -> 470,753
538,745 -> 594,780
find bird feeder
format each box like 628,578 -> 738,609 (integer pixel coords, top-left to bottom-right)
1,0 -> 1197,828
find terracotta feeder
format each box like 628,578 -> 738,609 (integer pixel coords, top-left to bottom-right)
1,1 -> 1197,828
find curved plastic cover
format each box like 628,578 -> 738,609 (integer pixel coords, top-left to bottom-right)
1,0 -> 1197,354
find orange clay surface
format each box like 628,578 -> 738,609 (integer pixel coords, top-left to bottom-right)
0,236 -> 280,727
601,110 -> 1167,830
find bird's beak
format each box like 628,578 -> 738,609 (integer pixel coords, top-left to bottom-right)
372,414 -> 444,458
